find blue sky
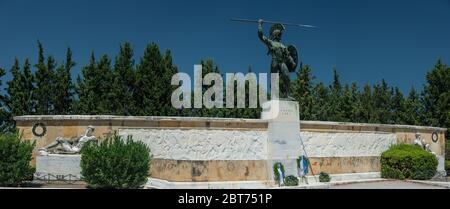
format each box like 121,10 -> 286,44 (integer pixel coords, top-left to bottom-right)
0,0 -> 449,93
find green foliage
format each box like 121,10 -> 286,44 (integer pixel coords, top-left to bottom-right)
0,132 -> 35,187
75,53 -> 114,114
291,65 -> 315,120
111,43 -> 136,115
133,43 -> 178,116
0,67 -> 11,133
80,134 -> 151,189
284,175 -> 299,186
319,172 -> 331,182
381,144 -> 438,180
445,160 -> 450,172
422,59 -> 450,131
273,163 -> 285,182
34,41 -> 56,115
53,48 -> 75,114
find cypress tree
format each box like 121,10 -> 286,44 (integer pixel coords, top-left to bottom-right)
372,79 -> 391,124
75,53 -> 98,114
160,49 -> 180,116
312,82 -> 330,121
75,53 -> 114,115
390,86 -> 406,124
6,59 -> 34,117
133,43 -> 163,116
422,59 -> 450,130
357,84 -> 373,123
34,41 -> 56,115
404,86 -> 423,126
53,47 -> 75,114
291,65 -> 315,120
328,68 -> 344,121
0,67 -> 9,132
111,43 -> 135,115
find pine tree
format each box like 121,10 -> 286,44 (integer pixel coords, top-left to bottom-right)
328,67 -> 344,121
34,41 -> 56,115
372,79 -> 391,124
6,59 -> 34,117
134,43 -> 163,116
75,53 -> 114,114
0,67 -> 9,132
349,82 -> 360,122
53,47 -> 75,114
390,86 -> 406,124
291,65 -> 315,120
422,59 -> 450,130
111,43 -> 135,115
196,59 -> 222,117
312,82 -> 330,121
404,86 -> 423,126
160,49 -> 180,116
339,84 -> 353,122
356,83 -> 373,123
75,53 -> 99,114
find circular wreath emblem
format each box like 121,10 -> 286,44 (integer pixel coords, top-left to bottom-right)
32,122 -> 47,137
431,132 -> 438,143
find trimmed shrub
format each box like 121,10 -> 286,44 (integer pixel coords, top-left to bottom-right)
319,172 -> 331,182
80,134 -> 151,189
284,175 -> 299,186
0,132 -> 35,187
381,144 -> 438,180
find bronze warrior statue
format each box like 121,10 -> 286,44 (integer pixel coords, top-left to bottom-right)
257,19 -> 298,99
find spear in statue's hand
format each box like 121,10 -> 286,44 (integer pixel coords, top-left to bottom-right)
230,18 -> 317,28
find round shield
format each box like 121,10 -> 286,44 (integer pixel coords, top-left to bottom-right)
287,45 -> 298,72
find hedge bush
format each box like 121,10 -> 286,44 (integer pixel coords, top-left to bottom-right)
80,134 -> 151,189
0,132 -> 35,187
284,175 -> 299,186
381,144 -> 438,180
319,172 -> 331,182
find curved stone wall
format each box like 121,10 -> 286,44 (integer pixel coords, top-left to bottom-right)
14,115 -> 447,182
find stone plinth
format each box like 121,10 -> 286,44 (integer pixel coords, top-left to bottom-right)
35,154 -> 82,181
262,100 -> 302,178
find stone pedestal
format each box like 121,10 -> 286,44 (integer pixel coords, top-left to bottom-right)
35,154 -> 82,181
261,100 -> 302,179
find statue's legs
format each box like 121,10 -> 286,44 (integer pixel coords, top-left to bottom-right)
280,63 -> 290,98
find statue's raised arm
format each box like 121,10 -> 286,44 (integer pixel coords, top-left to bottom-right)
257,19 -> 271,47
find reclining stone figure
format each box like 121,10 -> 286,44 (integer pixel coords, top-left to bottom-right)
38,125 -> 97,155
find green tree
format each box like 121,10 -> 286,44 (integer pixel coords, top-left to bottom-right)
349,82 -> 361,122
133,43 -> 177,116
111,43 -> 135,115
328,68 -> 345,121
312,82 -> 330,121
355,84 -> 374,123
372,79 -> 392,124
34,41 -> 56,115
422,59 -> 450,131
195,59 -> 222,117
404,87 -> 423,126
53,48 -> 75,114
339,84 -> 354,122
0,67 -> 9,132
75,53 -> 114,114
6,59 -> 35,118
291,65 -> 315,120
390,86 -> 406,124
